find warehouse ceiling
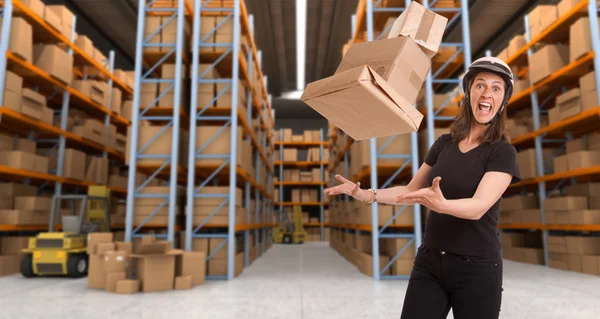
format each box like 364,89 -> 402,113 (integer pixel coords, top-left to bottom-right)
48,0 -> 541,117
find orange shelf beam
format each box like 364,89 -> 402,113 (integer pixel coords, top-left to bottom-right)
11,0 -> 133,95
512,108 -> 600,146
0,107 -> 124,160
0,164 -> 126,194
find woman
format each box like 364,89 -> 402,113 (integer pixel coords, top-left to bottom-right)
324,56 -> 521,319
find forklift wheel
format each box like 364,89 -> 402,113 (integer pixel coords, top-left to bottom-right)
283,234 -> 292,244
67,253 -> 89,278
20,254 -> 35,278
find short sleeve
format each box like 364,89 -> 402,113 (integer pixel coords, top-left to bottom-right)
486,142 -> 521,184
424,134 -> 450,166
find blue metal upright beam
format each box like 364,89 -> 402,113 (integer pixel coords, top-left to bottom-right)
126,0 -> 185,243
0,0 -> 13,104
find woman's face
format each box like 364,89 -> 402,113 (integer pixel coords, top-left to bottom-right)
469,72 -> 506,124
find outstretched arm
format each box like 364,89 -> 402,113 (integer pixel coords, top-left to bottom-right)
398,171 -> 513,220
324,163 -> 433,205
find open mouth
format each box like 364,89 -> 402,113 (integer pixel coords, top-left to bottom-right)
478,102 -> 492,115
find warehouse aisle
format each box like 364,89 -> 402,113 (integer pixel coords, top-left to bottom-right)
0,242 -> 599,318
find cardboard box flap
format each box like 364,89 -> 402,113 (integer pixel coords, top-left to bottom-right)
386,1 -> 448,57
366,66 -> 423,130
134,242 -> 169,256
302,66 -> 368,100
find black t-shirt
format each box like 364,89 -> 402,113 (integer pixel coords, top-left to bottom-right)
422,133 -> 521,257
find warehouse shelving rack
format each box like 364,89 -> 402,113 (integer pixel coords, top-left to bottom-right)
494,0 -> 600,266
0,0 -> 131,233
127,0 -> 276,280
275,129 -> 329,241
186,0 -> 276,280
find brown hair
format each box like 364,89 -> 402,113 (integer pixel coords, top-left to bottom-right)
449,97 -> 511,144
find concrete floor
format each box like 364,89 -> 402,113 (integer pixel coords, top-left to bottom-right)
1,242 -> 600,318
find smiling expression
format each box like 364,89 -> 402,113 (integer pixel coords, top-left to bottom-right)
469,72 -> 506,124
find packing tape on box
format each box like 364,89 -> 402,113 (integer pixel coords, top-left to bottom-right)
397,61 -> 425,91
416,9 -> 435,42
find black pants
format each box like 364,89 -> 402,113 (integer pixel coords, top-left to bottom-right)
400,245 -> 503,319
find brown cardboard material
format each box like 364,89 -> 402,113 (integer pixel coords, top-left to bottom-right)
566,236 -> 600,255
133,243 -> 182,293
544,196 -> 587,211
0,18 -> 33,61
105,272 -> 126,293
385,1 -> 448,58
302,65 -> 423,141
567,151 -> 600,170
47,5 -> 74,38
581,89 -> 598,111
553,154 -> 569,173
0,183 -> 36,196
566,254 -> 582,272
20,89 -> 46,120
176,252 -> 206,286
4,71 -> 23,95
32,44 -> 73,85
96,243 -> 115,256
556,88 -> 581,120
0,197 -> 13,210
0,236 -> 29,255
336,36 -> 431,105
33,155 -> 49,173
15,138 -> 36,153
499,195 -> 538,212
20,0 -> 45,18
14,196 -> 51,211
569,17 -> 598,62
3,90 -> 21,112
64,149 -> 86,180
580,71 -> 596,94
528,44 -> 569,84
566,137 -> 588,154
87,255 -> 105,289
175,276 -> 192,290
512,209 -> 542,224
508,34 -> 527,57
558,0 -> 579,17
569,210 -> 600,225
87,233 -> 113,255
0,210 -> 49,225
75,35 -> 94,58
548,106 -> 561,124
582,256 -> 599,275
116,280 -> 139,294
0,151 -> 35,170
565,182 -> 600,197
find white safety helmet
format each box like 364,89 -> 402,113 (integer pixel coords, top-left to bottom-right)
462,56 -> 515,123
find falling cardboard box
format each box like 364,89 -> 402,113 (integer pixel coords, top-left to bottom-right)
301,1 -> 447,140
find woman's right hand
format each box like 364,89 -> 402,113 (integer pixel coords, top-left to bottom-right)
323,174 -> 369,202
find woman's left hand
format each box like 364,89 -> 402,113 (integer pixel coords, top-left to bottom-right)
396,176 -> 447,212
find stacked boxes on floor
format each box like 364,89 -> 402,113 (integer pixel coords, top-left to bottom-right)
329,229 -> 415,277
501,232 -> 545,265
182,233 -> 244,278
547,235 -> 600,276
0,236 -> 30,276
87,234 -> 206,294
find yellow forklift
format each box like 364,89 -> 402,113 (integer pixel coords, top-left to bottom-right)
273,205 -> 307,244
20,186 -> 111,278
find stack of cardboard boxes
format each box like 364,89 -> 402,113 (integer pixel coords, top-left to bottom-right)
303,1 -> 447,141
545,182 -> 600,225
349,135 -> 412,178
0,183 -> 50,226
552,133 -> 600,174
499,194 -> 540,225
501,232 -> 545,265
183,234 -> 244,278
0,133 -> 49,174
87,233 -> 206,294
3,70 -> 54,125
548,235 -> 600,276
186,186 -> 247,227
0,236 -> 30,277
329,229 -> 415,277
